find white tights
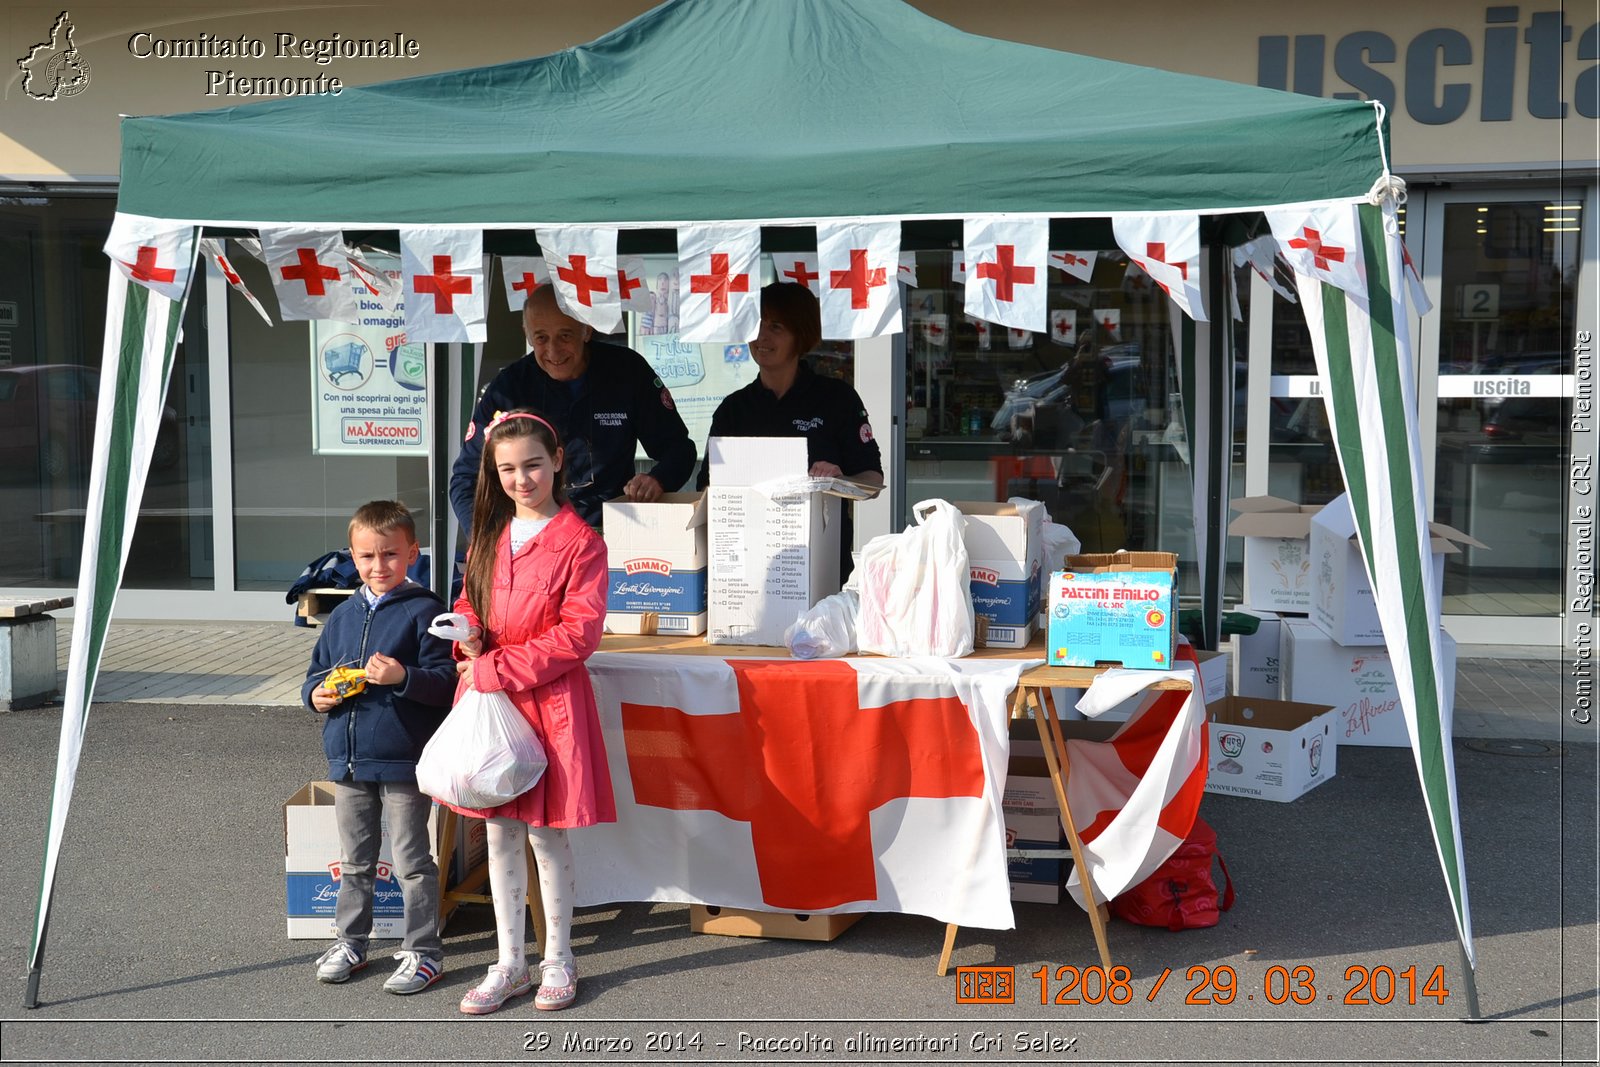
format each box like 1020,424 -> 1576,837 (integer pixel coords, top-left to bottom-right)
484,816 -> 575,972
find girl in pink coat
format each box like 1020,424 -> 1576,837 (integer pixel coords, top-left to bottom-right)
447,409 -> 614,1014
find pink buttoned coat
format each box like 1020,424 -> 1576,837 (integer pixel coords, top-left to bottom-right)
446,503 -> 616,827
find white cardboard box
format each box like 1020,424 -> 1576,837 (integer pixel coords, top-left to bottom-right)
603,492 -> 708,636
1307,493 -> 1485,646
956,500 -> 1044,649
1227,496 -> 1322,612
1205,695 -> 1338,802
1280,618 -> 1458,748
706,437 -> 844,647
1194,648 -> 1229,705
1003,757 -> 1067,903
1230,609 -> 1284,699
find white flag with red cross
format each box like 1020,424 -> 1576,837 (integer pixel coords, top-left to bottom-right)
898,252 -> 919,287
1092,307 -> 1121,341
818,221 -> 902,339
966,314 -> 992,351
1399,239 -> 1433,315
105,215 -> 197,304
773,253 -> 822,295
1007,327 -> 1033,350
963,216 -> 1047,332
344,245 -> 401,313
1050,309 -> 1077,346
1049,249 -> 1099,284
260,227 -> 360,324
1263,203 -> 1365,297
617,256 -> 653,314
678,224 -> 760,343
921,313 -> 949,348
1233,236 -> 1298,303
500,256 -> 549,311
536,226 -> 622,334
198,238 -> 272,324
1112,213 -> 1207,322
399,227 -> 486,343
951,251 -> 968,282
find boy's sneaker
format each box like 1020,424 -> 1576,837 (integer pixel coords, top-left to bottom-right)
384,951 -> 444,995
314,941 -> 367,984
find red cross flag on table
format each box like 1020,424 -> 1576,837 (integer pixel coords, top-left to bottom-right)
963,216 -> 1047,332
197,238 -> 271,324
617,256 -> 653,314
1263,203 -> 1365,297
1049,249 -> 1099,284
500,255 -> 549,311
536,226 -> 622,334
818,221 -> 902,339
1112,213 -> 1207,322
399,227 -> 486,343
104,215 -> 197,304
678,224 -> 760,343
1093,307 -> 1121,341
260,227 -> 359,323
898,252 -> 919,287
1050,309 -> 1077,346
773,253 -> 822,295
570,653 -> 1025,929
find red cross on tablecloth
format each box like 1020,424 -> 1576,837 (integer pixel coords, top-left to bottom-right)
974,244 -> 1036,302
781,259 -> 819,289
690,253 -> 750,314
830,248 -> 887,310
1288,227 -> 1346,271
556,255 -> 609,306
280,248 -> 340,296
413,254 -> 472,313
620,660 -> 985,910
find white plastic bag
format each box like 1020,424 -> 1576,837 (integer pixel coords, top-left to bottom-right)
1038,516 -> 1083,615
784,589 -> 860,660
851,498 -> 974,658
416,687 -> 547,809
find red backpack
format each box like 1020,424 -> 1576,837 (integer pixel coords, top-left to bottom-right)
1109,817 -> 1235,931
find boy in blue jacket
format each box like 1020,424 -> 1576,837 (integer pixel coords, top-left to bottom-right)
301,501 -> 456,995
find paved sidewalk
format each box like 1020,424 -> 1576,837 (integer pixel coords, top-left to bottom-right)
53,620 -> 1569,740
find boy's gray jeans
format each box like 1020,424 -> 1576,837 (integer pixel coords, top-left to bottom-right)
332,780 -> 443,957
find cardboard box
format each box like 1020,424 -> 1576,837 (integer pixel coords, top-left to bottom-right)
1227,496 -> 1322,612
955,500 -> 1044,649
1046,552 -> 1178,669
1206,695 -> 1338,802
1230,609 -> 1284,699
689,904 -> 863,941
603,493 -> 708,636
1280,618 -> 1458,748
1194,648 -> 1229,705
1003,754 -> 1068,903
706,437 -> 856,647
284,782 -> 441,940
1308,493 -> 1486,646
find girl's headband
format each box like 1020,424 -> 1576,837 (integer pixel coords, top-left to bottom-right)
486,410 -> 559,441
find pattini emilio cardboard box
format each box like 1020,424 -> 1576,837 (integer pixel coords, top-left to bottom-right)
1280,618 -> 1458,749
284,782 -> 441,939
1205,695 -> 1338,802
956,499 -> 1045,649
1308,493 -> 1486,646
603,492 -> 708,636
1230,609 -> 1284,699
1046,552 -> 1178,669
1053,649 -> 1223,722
1227,496 -> 1322,613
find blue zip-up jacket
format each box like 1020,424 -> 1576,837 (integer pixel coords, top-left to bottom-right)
300,582 -> 457,783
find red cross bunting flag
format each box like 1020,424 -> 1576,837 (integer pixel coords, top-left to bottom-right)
1232,236 -> 1298,303
950,251 -> 968,283
1111,213 -> 1207,322
1050,309 -> 1078,346
569,654 -> 1026,929
1007,327 -> 1033,350
500,256 -> 549,310
677,224 -> 760,343
966,314 -> 992,351
1399,238 -> 1433,314
617,256 -> 653,314
898,252 -> 919,287
344,244 -> 401,313
818,221 -> 902,339
963,216 -> 1047,332
1093,307 -> 1122,341
104,215 -> 196,304
536,226 -> 622,334
1049,249 -> 1099,284
399,227 -> 486,343
921,313 -> 949,347
198,238 -> 271,324
1263,203 -> 1365,297
773,253 -> 822,295
260,227 -> 359,323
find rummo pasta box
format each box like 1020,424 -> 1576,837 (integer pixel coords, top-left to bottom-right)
954,499 -> 1044,649
1046,551 -> 1178,669
603,492 -> 708,636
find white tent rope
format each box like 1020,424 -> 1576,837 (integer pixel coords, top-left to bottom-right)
1365,100 -> 1408,235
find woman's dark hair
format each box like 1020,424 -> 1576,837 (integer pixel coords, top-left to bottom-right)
463,409 -> 565,624
760,281 -> 822,355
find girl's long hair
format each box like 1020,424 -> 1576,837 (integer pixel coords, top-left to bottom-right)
463,410 -> 566,626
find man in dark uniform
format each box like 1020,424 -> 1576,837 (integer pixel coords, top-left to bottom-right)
450,285 -> 696,531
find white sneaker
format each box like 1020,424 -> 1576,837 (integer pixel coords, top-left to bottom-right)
384,951 -> 444,995
314,941 -> 367,983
